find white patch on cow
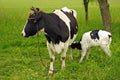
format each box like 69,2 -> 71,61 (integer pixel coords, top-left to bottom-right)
98,30 -> 112,45
21,21 -> 28,37
37,28 -> 46,35
40,28 -> 45,32
61,7 -> 77,18
61,7 -> 72,13
48,40 -> 69,54
69,34 -> 77,46
53,9 -> 71,32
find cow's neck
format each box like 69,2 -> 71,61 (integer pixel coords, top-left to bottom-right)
37,12 -> 60,44
37,12 -> 46,32
37,12 -> 69,44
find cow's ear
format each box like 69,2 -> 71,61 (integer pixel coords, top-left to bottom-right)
30,6 -> 39,13
36,8 -> 39,12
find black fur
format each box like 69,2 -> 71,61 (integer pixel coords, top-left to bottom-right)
108,34 -> 112,39
70,42 -> 82,50
90,30 -> 99,40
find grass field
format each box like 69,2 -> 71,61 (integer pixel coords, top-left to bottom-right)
0,0 -> 120,80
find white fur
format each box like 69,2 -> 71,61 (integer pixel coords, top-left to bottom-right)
21,21 -> 28,37
54,9 -> 71,31
48,41 -> 66,54
79,30 -> 112,63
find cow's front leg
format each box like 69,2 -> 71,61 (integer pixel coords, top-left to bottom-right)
49,54 -> 55,74
47,42 -> 55,74
61,54 -> 66,69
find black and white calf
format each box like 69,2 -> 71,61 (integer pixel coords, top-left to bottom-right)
21,7 -> 78,74
71,30 -> 112,63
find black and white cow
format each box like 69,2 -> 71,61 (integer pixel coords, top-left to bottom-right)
71,30 -> 112,63
21,7 -> 78,74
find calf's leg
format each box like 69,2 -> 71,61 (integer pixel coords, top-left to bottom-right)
79,49 -> 87,63
86,48 -> 91,59
101,45 -> 111,57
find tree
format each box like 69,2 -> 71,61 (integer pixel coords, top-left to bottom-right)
98,0 -> 112,31
83,0 -> 112,31
83,0 -> 89,22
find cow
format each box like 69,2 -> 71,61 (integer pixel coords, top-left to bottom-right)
70,30 -> 112,63
21,7 -> 78,74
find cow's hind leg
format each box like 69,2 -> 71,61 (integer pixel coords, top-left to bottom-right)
61,46 -> 68,69
68,47 -> 73,60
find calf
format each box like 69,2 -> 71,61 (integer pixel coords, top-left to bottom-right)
71,30 -> 112,63
21,7 -> 78,74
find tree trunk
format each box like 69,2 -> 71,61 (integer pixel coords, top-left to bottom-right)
98,0 -> 112,31
83,0 -> 89,22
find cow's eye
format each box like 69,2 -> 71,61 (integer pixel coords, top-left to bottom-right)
28,18 -> 35,20
28,18 -> 37,23
28,18 -> 34,21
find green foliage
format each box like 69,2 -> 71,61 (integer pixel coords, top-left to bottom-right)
0,0 -> 120,80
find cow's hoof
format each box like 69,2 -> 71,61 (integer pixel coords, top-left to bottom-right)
48,69 -> 54,75
61,66 -> 66,70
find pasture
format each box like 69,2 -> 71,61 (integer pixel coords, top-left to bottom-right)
0,0 -> 120,79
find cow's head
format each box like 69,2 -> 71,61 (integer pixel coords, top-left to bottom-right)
21,7 -> 42,37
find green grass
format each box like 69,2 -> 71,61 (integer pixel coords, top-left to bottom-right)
0,0 -> 120,80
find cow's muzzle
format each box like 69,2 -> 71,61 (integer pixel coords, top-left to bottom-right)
21,30 -> 27,37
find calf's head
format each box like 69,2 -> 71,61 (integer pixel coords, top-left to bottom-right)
21,7 -> 42,37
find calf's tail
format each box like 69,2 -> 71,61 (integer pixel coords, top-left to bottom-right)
70,42 -> 82,50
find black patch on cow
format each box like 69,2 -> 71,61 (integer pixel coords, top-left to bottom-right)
70,42 -> 82,50
60,10 -> 78,39
90,30 -> 99,40
41,12 -> 69,44
45,34 -> 61,44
